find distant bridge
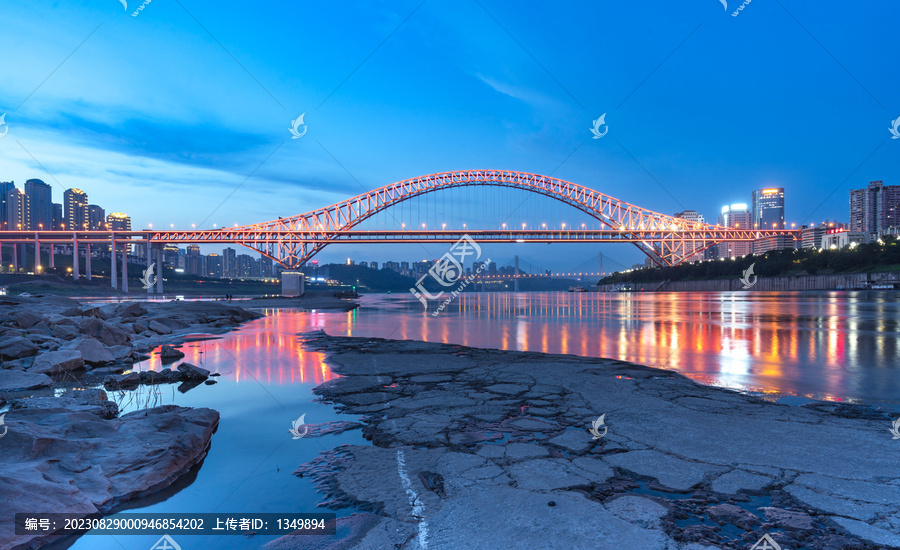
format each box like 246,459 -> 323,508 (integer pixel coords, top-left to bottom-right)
0,170 -> 797,291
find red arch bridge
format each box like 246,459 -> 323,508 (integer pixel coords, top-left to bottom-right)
0,170 -> 797,292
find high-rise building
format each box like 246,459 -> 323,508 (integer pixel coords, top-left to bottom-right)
370,261 -> 378,270
718,203 -> 752,258
162,244 -> 180,267
52,203 -> 62,230
25,179 -> 52,231
0,181 -> 15,229
260,256 -> 273,277
7,188 -> 30,230
849,181 -> 900,235
752,188 -> 785,230
106,212 -> 131,231
206,254 -> 223,278
222,247 -> 236,278
674,210 -> 706,262
236,254 -> 254,277
88,205 -> 105,230
64,189 -> 89,230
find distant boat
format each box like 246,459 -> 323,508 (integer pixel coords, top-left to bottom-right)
568,286 -> 589,293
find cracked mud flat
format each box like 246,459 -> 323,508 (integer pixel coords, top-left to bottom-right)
269,332 -> 900,550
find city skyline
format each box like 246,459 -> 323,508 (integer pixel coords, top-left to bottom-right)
1,1 -> 897,271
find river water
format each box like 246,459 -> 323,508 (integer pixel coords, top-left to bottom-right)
63,290 -> 900,550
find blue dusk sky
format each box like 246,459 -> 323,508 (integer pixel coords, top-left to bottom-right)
1,0 -> 898,273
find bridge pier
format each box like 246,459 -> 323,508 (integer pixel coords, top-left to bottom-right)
12,244 -> 17,273
146,240 -> 153,294
34,233 -> 40,274
121,241 -> 128,292
156,245 -> 163,294
86,244 -> 92,281
49,244 -> 54,268
110,236 -> 117,289
514,255 -> 519,292
73,234 -> 79,280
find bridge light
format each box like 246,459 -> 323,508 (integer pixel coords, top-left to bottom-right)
402,223 -> 405,229
502,223 -> 507,229
582,223 -> 586,229
522,223 -> 526,229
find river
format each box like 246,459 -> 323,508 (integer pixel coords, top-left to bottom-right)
62,290 -> 900,550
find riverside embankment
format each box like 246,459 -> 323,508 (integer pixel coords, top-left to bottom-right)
277,331 -> 900,550
598,271 -> 900,292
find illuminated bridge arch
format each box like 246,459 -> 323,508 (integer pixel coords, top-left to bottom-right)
228,170 -> 718,269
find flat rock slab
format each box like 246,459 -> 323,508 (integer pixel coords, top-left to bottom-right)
294,333 -> 900,549
0,370 -> 52,391
604,495 -> 669,529
711,469 -> 775,494
426,485 -> 672,550
0,404 -> 219,549
603,450 -> 728,492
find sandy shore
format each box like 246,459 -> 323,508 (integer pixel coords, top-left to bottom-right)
272,332 -> 900,550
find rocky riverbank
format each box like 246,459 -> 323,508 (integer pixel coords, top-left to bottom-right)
0,295 -> 263,549
274,332 -> 900,550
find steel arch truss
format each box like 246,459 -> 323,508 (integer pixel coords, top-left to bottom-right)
169,170 -> 795,268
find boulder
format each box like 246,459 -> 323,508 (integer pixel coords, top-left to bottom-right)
77,318 -> 130,346
158,345 -> 184,361
107,345 -> 134,362
26,322 -> 52,335
12,310 -> 43,329
29,349 -> 85,374
0,336 -> 39,359
176,362 -> 210,381
148,320 -> 172,335
10,389 -> 117,419
139,369 -> 180,384
67,338 -> 115,365
103,372 -> 140,389
77,306 -> 109,320
51,324 -> 80,341
116,302 -> 147,318
0,370 -> 52,391
133,319 -> 149,333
